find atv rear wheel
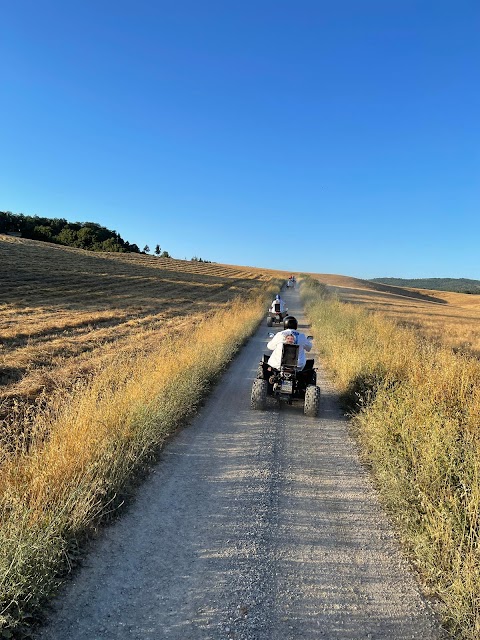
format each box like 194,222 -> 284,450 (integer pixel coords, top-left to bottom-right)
304,385 -> 321,417
251,379 -> 268,410
266,316 -> 273,327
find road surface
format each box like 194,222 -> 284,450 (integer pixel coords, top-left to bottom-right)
37,286 -> 448,640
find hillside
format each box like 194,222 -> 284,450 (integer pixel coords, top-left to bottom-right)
0,247 -> 450,640
311,272 -> 480,356
0,234 -> 284,433
1,237 -> 479,639
0,210 -> 141,253
370,277 -> 480,294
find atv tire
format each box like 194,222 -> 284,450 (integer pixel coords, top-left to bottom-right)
267,316 -> 273,327
304,384 -> 321,417
251,379 -> 268,410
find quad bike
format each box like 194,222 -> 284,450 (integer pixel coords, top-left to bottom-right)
266,302 -> 288,327
251,342 -> 320,417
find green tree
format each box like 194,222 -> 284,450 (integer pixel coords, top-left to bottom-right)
155,244 -> 161,256
32,225 -> 54,241
76,226 -> 97,249
100,237 -> 124,252
56,227 -> 78,246
143,245 -> 150,253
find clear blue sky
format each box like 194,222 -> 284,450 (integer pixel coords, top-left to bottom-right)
1,1 -> 479,279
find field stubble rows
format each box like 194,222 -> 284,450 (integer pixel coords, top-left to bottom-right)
313,273 -> 480,356
0,235 -> 285,634
0,236 -> 283,439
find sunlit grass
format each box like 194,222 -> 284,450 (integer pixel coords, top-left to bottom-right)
0,289 -> 278,632
310,273 -> 480,356
1,236 -> 283,429
301,276 -> 480,639
0,236 -> 285,632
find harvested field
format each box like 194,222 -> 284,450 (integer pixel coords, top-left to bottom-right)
310,273 -> 480,356
0,235 -> 284,437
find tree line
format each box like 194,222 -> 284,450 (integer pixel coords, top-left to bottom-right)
1,211 -> 212,262
0,211 -> 141,253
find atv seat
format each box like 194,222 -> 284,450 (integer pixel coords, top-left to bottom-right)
281,343 -> 299,367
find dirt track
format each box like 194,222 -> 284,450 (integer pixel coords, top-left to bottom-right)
37,287 -> 449,640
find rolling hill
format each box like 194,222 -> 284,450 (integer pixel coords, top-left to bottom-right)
370,277 -> 480,294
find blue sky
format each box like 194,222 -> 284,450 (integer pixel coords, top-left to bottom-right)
1,1 -> 479,279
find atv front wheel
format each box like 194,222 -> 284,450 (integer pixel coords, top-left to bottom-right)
251,379 -> 268,410
304,385 -> 321,417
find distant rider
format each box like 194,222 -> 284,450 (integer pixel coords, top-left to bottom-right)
269,294 -> 286,314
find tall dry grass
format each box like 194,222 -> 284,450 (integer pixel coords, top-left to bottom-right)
301,276 -> 480,639
1,236 -> 285,449
311,272 -> 480,357
0,286 -> 278,634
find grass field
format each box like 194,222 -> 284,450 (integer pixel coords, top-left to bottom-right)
4,238 -> 480,637
0,235 -> 285,634
301,276 -> 480,639
310,273 -> 480,356
0,235 -> 283,445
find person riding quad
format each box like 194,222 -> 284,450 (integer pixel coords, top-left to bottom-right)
269,294 -> 286,314
266,316 -> 312,370
260,316 -> 315,392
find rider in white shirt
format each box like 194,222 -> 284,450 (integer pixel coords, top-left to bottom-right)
266,316 -> 312,370
269,294 -> 286,314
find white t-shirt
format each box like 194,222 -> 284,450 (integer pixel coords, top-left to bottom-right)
267,329 -> 312,370
269,298 -> 286,313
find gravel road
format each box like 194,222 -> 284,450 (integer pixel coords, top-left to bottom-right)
37,287 -> 449,640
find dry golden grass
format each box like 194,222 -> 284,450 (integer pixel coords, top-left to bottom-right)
309,273 -> 480,356
0,295 -> 274,631
0,235 -> 285,633
0,235 -> 286,430
301,276 -> 480,639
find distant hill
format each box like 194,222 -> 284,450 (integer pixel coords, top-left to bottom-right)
0,210 -> 140,253
370,278 -> 480,294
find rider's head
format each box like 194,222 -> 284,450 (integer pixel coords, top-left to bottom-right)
283,316 -> 298,330
275,294 -> 280,300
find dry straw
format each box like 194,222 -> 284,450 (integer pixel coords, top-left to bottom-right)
0,286 -> 278,633
301,275 -> 480,639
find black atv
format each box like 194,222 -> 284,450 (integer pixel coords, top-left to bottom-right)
251,342 -> 320,417
266,302 -> 288,327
